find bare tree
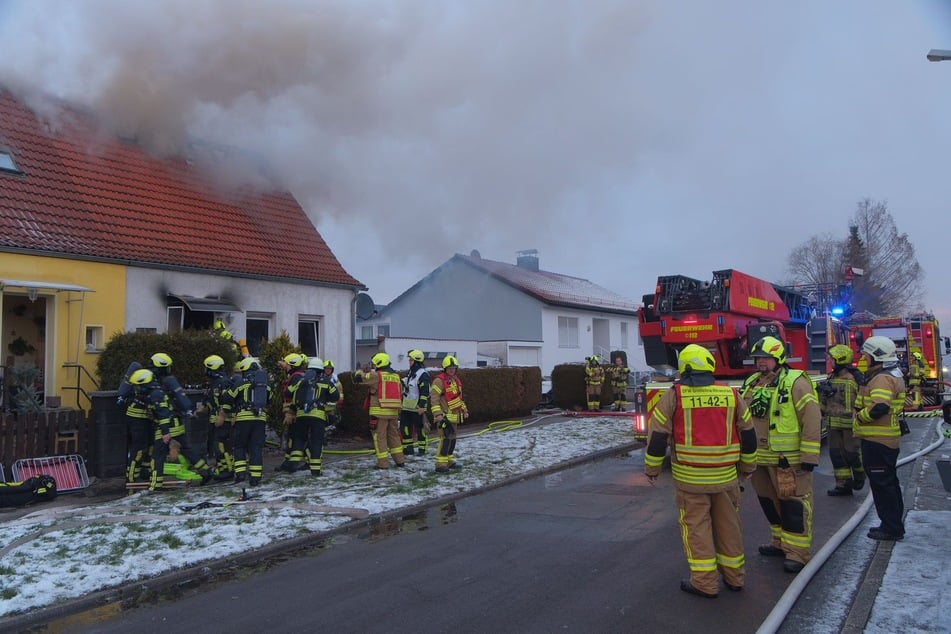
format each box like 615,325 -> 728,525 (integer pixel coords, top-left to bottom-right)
849,198 -> 925,315
785,198 -> 925,316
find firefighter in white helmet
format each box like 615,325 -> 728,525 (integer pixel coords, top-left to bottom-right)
855,336 -> 907,541
645,344 -> 757,597
740,336 -> 821,574
819,345 -> 866,496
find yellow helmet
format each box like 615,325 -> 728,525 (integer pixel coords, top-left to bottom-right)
236,357 -> 257,372
913,351 -> 923,361
130,368 -> 154,385
219,329 -> 233,341
442,354 -> 459,369
587,355 -> 600,365
371,352 -> 391,369
283,353 -> 306,368
203,354 -> 225,371
750,336 -> 786,365
214,319 -> 226,330
323,359 -> 335,370
678,344 -> 716,375
150,352 -> 172,368
408,349 -> 425,363
828,345 -> 853,366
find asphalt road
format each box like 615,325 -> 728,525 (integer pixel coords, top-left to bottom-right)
59,448 -> 866,634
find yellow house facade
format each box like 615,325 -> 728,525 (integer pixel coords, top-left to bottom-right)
1,253 -> 125,410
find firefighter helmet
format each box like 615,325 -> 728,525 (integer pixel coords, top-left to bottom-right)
150,352 -> 172,368
204,355 -> 225,371
913,351 -> 924,361
130,368 -> 154,385
588,355 -> 600,365
827,344 -> 853,366
283,353 -> 306,368
678,344 -> 716,375
235,357 -> 258,372
750,336 -> 786,365
219,329 -> 233,341
442,354 -> 459,369
308,356 -> 323,369
408,349 -> 425,363
371,352 -> 391,369
861,336 -> 898,363
323,359 -> 335,370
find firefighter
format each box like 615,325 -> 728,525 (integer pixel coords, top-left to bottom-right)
322,360 -> 343,433
645,344 -> 757,598
147,353 -> 212,491
199,354 -> 236,480
401,349 -> 431,455
276,353 -> 308,472
820,345 -> 866,496
289,356 -> 339,476
609,356 -> 631,411
855,336 -> 907,541
224,357 -> 272,485
364,352 -> 406,469
584,355 -> 604,411
123,366 -> 163,484
431,355 -> 468,473
740,336 -> 821,574
907,351 -> 926,410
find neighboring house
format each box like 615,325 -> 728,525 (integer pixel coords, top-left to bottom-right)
366,250 -> 645,378
0,88 -> 363,411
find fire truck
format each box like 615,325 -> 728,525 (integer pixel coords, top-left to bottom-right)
632,269 -> 850,438
846,312 -> 946,407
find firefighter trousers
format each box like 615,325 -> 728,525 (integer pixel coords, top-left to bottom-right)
371,416 -> 404,468
861,440 -> 904,537
751,465 -> 813,565
400,410 -> 428,454
585,384 -> 602,410
675,485 -> 745,595
233,418 -> 266,483
126,417 -> 152,482
827,427 -> 864,488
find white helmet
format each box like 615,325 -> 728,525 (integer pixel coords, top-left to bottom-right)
308,356 -> 324,370
861,336 -> 898,363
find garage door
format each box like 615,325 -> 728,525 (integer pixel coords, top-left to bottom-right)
508,346 -> 540,367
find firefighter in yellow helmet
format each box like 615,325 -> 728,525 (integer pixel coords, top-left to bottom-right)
200,354 -> 236,480
400,349 -> 431,455
855,336 -> 907,541
609,355 -> 631,411
584,355 -> 604,411
819,345 -> 866,496
276,353 -> 308,473
223,357 -> 272,485
431,355 -> 467,473
907,350 -> 926,410
364,352 -> 406,469
645,344 -> 757,597
321,359 -> 344,431
740,336 -> 821,574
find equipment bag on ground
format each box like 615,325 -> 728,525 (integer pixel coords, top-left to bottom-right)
0,475 -> 57,508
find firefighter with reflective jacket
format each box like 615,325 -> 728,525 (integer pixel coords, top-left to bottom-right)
739,336 -> 821,574
147,353 -> 212,491
645,345 -> 757,598
276,353 -> 308,473
855,336 -> 907,541
322,360 -> 344,431
431,355 -> 468,473
199,354 -> 235,480
123,367 -> 165,484
584,356 -> 604,411
819,345 -> 866,496
609,356 -> 631,411
364,352 -> 406,469
401,349 -> 431,455
288,356 -> 339,475
907,350 -> 926,410
223,357 -> 272,485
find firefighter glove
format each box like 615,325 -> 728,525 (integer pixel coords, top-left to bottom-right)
800,463 -> 815,472
750,388 -> 771,418
777,467 -> 796,498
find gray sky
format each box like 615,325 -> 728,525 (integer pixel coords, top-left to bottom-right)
1,0 -> 949,327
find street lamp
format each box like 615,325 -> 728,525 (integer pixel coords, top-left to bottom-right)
927,49 -> 951,62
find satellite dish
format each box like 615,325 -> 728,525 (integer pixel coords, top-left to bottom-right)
355,292 -> 376,320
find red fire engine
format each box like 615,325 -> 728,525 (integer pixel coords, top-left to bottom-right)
632,269 -> 850,438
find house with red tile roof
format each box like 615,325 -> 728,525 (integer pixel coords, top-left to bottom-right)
357,250 -> 646,377
0,87 -> 362,410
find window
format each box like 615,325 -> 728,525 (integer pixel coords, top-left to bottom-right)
558,316 -> 579,348
135,327 -> 157,334
298,319 -> 320,357
360,326 -> 374,339
167,306 -> 184,333
0,150 -> 18,173
85,325 -> 105,352
377,324 -> 390,337
620,322 -> 628,349
246,317 -> 270,356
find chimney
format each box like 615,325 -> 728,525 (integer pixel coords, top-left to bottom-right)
516,249 -> 539,271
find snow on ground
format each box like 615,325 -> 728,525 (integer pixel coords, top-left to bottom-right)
0,415 -> 637,618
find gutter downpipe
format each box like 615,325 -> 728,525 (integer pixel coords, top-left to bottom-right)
351,290 -> 358,371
